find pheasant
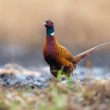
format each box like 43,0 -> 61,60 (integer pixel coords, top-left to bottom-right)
43,20 -> 110,80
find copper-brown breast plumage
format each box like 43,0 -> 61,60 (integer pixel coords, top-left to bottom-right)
43,37 -> 74,65
43,37 -> 76,77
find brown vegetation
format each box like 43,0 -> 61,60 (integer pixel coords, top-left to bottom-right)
0,0 -> 110,50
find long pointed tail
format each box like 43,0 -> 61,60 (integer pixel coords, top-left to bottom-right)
74,42 -> 110,63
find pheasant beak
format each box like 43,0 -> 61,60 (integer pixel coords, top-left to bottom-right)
43,22 -> 46,26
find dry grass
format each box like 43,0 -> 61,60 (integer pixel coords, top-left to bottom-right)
0,79 -> 110,110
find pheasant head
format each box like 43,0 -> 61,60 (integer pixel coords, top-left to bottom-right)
44,20 -> 55,37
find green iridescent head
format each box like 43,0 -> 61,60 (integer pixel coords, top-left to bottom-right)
44,20 -> 55,37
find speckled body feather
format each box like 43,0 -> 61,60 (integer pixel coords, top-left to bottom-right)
43,36 -> 76,77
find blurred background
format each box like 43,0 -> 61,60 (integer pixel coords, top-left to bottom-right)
0,0 -> 110,68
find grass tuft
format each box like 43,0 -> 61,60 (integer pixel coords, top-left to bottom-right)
0,79 -> 110,110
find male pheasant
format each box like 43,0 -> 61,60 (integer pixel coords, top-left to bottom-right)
43,20 -> 110,79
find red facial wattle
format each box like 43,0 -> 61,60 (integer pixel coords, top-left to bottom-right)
47,22 -> 52,26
